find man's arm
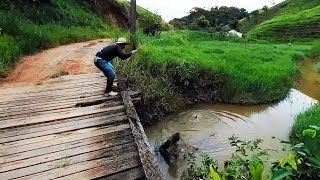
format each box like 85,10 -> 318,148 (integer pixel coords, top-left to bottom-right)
116,46 -> 132,60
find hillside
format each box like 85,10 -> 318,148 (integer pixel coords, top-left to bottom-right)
247,5 -> 320,41
0,0 -> 168,77
238,0 -> 320,34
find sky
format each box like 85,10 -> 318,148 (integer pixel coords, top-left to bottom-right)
128,0 -> 285,22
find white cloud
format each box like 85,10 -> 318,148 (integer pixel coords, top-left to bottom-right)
129,0 -> 285,22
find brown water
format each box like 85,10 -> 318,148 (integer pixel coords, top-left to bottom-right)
145,59 -> 320,179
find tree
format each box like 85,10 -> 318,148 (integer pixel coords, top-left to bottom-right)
250,10 -> 259,17
262,5 -> 268,11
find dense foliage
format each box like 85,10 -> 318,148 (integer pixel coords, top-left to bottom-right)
169,6 -> 249,32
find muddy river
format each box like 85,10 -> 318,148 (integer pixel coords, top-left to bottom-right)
145,59 -> 319,179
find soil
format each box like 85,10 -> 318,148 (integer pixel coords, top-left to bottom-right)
0,39 -> 111,87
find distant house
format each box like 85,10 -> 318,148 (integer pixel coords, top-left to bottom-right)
227,30 -> 243,38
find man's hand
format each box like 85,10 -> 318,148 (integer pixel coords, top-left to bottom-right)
131,50 -> 138,55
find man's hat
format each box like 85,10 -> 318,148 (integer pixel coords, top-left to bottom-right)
116,37 -> 128,45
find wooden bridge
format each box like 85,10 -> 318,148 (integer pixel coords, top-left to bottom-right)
0,73 -> 163,179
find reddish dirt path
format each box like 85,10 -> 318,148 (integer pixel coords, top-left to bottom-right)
0,39 -> 111,87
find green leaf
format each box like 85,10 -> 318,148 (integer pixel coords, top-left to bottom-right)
280,157 -> 287,168
302,129 -> 317,138
308,157 -> 320,167
249,161 -> 264,180
271,169 -> 289,180
288,154 -> 297,170
209,165 -> 221,180
309,125 -> 320,130
293,143 -> 304,148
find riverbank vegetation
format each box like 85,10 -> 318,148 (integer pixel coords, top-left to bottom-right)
183,131 -> 320,180
119,30 -> 310,124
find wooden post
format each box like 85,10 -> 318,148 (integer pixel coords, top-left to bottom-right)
130,0 -> 137,50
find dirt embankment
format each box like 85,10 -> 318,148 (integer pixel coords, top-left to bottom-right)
0,39 -> 110,87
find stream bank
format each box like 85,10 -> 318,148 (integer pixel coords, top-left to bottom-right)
145,58 -> 319,179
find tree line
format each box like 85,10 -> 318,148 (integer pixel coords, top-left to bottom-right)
169,6 -> 250,32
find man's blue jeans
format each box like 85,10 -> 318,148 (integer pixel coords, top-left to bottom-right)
94,57 -> 115,93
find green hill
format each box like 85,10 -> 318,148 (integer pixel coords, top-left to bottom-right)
238,0 -> 320,41
247,5 -> 320,41
0,0 -> 168,77
238,0 -> 320,33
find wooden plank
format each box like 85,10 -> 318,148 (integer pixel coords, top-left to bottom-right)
0,128 -> 132,164
0,89 -> 138,109
0,114 -> 127,144
118,72 -> 164,180
0,104 -> 125,129
0,112 -> 126,140
0,80 -> 107,98
0,134 -> 134,174
14,143 -> 141,180
64,166 -> 145,180
0,98 -> 123,120
0,82 -> 107,101
0,124 -> 130,155
95,167 -> 145,180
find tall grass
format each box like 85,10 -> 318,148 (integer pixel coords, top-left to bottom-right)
118,31 -> 310,124
291,105 -> 320,154
0,0 -> 124,77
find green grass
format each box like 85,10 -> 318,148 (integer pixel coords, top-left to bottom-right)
0,0 -> 124,77
238,0 -> 320,34
247,6 -> 320,41
291,105 -> 320,155
118,31 -> 310,124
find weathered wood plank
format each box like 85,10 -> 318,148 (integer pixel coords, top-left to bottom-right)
0,140 -> 139,179
0,98 -> 124,120
0,105 -> 125,129
118,72 -> 164,180
0,124 -> 130,156
0,82 -> 107,101
0,128 -> 132,164
0,112 -> 126,140
0,90 -> 138,110
14,143 -> 141,180
69,166 -> 145,180
0,115 -> 127,144
0,135 -> 135,175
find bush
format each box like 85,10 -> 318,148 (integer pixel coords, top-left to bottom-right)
0,36 -> 21,77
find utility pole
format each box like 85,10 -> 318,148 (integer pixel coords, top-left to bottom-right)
130,0 -> 137,50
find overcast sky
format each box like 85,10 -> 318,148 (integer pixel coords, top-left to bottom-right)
129,0 -> 285,22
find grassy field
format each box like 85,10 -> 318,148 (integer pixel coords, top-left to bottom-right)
118,31 -> 310,124
238,0 -> 320,34
247,5 -> 320,41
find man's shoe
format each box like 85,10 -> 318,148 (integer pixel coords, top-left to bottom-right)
112,82 -> 118,87
105,91 -> 118,96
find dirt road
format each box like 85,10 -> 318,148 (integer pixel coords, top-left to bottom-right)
0,39 -> 111,87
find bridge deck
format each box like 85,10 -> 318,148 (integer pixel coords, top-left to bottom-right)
0,73 -> 162,180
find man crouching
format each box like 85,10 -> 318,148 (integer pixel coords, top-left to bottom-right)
94,38 -> 137,96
